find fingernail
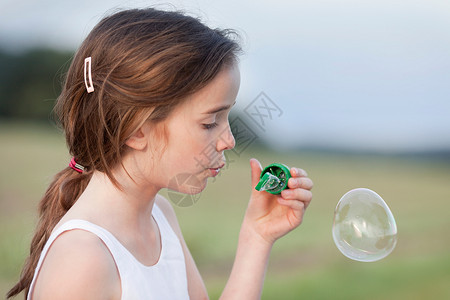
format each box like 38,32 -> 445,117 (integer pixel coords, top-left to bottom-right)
288,178 -> 296,187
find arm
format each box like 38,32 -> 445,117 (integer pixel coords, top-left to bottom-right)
220,158 -> 313,299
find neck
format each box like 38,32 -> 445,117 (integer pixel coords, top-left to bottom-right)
65,168 -> 163,266
72,168 -> 160,230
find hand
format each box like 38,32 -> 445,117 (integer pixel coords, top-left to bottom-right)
242,158 -> 313,245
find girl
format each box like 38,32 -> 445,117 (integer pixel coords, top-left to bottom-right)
8,7 -> 313,300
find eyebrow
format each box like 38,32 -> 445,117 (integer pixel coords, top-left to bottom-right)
203,101 -> 236,114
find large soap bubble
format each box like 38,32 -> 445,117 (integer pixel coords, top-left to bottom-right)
332,188 -> 397,262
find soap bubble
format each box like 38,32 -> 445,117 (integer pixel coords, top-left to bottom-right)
332,188 -> 397,262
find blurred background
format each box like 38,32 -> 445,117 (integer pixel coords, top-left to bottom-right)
1,0 -> 449,299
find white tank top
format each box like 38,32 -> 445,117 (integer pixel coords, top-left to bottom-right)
27,204 -> 190,300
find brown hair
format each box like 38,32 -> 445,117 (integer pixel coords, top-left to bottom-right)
7,7 -> 241,299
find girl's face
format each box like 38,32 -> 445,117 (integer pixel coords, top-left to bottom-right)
148,63 -> 241,194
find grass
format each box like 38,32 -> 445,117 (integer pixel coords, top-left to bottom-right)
1,121 -> 449,299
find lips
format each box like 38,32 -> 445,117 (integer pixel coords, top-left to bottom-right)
211,163 -> 225,170
208,163 -> 225,177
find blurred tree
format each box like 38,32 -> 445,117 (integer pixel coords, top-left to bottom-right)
0,48 -> 265,150
0,48 -> 73,122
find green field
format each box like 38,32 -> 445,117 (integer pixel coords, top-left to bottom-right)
1,122 -> 449,299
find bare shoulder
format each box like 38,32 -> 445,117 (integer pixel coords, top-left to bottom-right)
31,229 -> 120,300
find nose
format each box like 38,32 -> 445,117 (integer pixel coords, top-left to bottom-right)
216,124 -> 235,152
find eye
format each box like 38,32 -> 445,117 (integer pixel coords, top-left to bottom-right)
203,122 -> 218,130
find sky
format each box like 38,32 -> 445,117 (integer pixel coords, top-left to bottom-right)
1,0 -> 449,153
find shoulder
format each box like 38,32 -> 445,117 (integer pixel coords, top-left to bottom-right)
31,228 -> 120,300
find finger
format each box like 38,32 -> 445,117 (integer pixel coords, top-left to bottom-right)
277,197 -> 305,211
288,177 -> 314,190
250,158 -> 263,189
281,188 -> 313,204
290,167 -> 308,177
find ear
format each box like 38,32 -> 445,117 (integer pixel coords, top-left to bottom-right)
125,122 -> 151,151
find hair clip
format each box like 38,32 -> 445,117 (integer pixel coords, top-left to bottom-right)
84,57 -> 94,93
69,157 -> 85,173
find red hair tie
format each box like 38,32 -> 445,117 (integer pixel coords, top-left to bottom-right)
69,157 -> 85,173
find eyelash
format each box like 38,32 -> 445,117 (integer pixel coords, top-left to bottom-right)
203,122 -> 218,130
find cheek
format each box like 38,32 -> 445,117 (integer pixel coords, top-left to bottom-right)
164,128 -> 206,168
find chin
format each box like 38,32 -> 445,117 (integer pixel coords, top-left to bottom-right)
167,172 -> 207,195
